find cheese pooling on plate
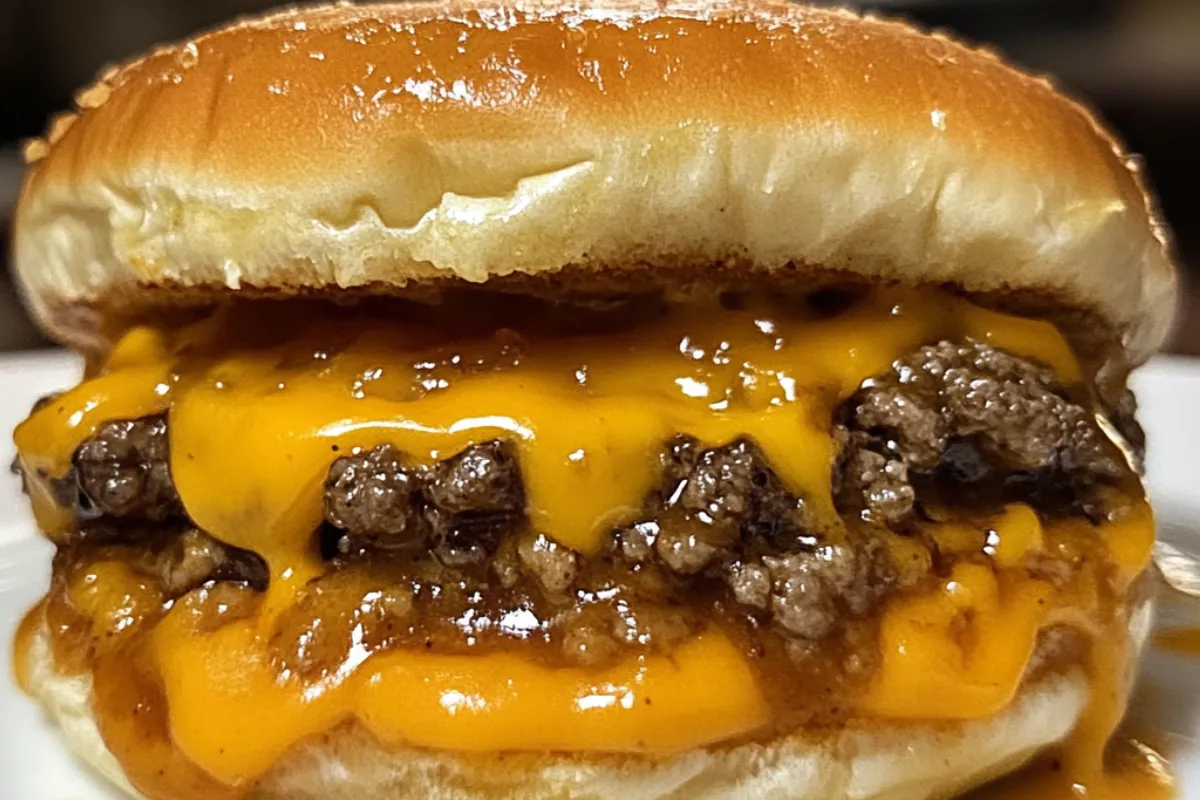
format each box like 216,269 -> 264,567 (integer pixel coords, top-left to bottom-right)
13,287 -> 1155,797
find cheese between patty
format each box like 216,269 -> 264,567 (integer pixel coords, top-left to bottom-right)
13,288 -> 1151,790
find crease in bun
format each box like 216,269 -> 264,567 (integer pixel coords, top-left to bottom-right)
20,598 -> 1153,800
12,0 -> 1176,361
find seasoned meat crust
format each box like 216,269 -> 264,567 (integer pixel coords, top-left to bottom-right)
324,441 -> 525,565
17,339 -> 1136,669
74,416 -> 181,521
325,445 -> 421,547
834,340 -> 1127,523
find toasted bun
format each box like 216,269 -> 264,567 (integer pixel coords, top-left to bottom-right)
21,597 -> 1152,800
12,0 -> 1176,360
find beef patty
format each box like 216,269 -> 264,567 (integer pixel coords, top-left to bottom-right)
18,339 -> 1136,670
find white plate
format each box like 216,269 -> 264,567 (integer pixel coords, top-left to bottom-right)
0,351 -> 1197,798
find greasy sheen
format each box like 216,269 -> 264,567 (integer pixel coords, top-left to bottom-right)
13,288 -> 1154,794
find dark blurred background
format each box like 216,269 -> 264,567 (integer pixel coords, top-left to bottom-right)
0,0 -> 1197,352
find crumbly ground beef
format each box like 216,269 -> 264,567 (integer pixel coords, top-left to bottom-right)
759,540 -> 890,639
551,583 -> 698,667
73,416 -> 181,521
658,437 -> 813,550
834,340 -> 1127,523
833,427 -> 915,524
426,441 -> 524,514
325,441 -> 525,565
726,560 -> 772,609
18,336 -> 1139,673
517,532 -> 579,597
612,436 -> 893,651
324,445 -> 422,549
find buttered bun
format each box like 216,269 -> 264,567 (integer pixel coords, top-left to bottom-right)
13,0 -> 1175,359
19,596 -> 1152,800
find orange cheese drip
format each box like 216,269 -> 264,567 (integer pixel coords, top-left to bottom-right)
1154,627 -> 1200,656
866,498 -> 1158,797
863,560 -> 1056,719
965,740 -> 1174,799
864,500 -> 1154,722
154,603 -> 768,784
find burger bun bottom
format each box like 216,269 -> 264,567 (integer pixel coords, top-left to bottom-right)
20,598 -> 1152,800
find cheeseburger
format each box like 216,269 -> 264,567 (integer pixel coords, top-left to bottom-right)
10,1 -> 1177,798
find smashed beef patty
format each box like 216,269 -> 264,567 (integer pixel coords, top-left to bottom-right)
19,339 -> 1136,665
834,340 -> 1131,524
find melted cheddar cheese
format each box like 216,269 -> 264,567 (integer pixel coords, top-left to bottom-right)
11,288 -> 1157,797
155,610 -> 767,783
